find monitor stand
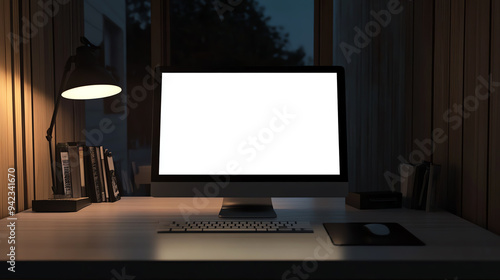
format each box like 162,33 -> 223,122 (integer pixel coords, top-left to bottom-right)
218,198 -> 277,218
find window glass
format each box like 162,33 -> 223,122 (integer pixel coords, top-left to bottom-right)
84,0 -> 151,195
171,0 -> 314,66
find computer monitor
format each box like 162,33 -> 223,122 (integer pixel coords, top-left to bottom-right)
151,66 -> 348,218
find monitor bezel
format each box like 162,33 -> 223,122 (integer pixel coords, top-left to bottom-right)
151,66 -> 348,186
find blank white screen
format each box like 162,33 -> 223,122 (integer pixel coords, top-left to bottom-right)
159,72 -> 340,175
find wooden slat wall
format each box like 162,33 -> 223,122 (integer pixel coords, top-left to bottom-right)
54,0 -> 76,145
448,0 -> 465,216
408,0 -> 499,234
0,0 -> 84,218
332,0 -> 499,234
433,0 -> 450,209
412,0 -> 434,164
31,0 -> 55,202
316,0 -> 334,66
332,0 -> 409,192
71,0 -> 85,142
0,0 -> 16,218
11,0 -> 24,212
488,0 -> 500,234
151,0 -> 171,67
462,0 -> 490,228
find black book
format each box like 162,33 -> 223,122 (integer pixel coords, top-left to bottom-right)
83,146 -> 94,202
418,163 -> 431,210
55,143 -> 72,196
399,163 -> 416,208
86,146 -> 102,203
411,162 -> 429,209
426,164 -> 442,212
95,147 -> 106,202
99,146 -> 109,202
104,149 -> 121,202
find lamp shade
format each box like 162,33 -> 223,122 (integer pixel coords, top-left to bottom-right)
61,45 -> 122,100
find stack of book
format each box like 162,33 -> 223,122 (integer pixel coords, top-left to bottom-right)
55,142 -> 121,203
399,161 -> 441,211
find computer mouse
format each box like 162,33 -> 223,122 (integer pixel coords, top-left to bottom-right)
362,223 -> 391,236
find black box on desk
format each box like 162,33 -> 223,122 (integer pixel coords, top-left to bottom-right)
32,197 -> 91,212
346,191 -> 402,209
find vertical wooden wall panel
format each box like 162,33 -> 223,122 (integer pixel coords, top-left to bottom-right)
433,0 -> 450,209
488,0 -> 500,234
0,0 -> 10,218
5,3 -> 16,216
448,0 -> 465,216
412,0 -> 434,163
358,0 -> 371,190
72,0 -> 85,142
54,0 -> 76,144
389,0 -> 407,193
21,0 -> 35,209
404,0 -> 414,160
332,0 -> 362,191
151,0 -> 170,67
0,0 -> 83,218
12,0 -> 26,212
368,0 -> 380,191
30,0 -> 55,201
462,0 -> 490,228
391,0 -> 410,192
318,0 -> 333,66
1,0 -> 17,218
331,0 -> 408,192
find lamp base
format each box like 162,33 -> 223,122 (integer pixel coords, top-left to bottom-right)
32,197 -> 91,212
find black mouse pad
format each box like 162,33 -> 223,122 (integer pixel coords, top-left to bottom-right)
323,223 -> 425,246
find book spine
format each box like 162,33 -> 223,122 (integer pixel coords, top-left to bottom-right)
89,147 -> 102,203
400,163 -> 415,209
60,151 -> 72,196
426,164 -> 442,212
55,143 -> 68,195
107,151 -> 121,201
419,167 -> 430,210
95,147 -> 106,202
68,145 -> 81,198
412,163 -> 428,209
83,146 -> 96,202
100,146 -> 109,202
79,146 -> 86,197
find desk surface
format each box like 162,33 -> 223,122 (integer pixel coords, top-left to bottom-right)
1,197 -> 500,279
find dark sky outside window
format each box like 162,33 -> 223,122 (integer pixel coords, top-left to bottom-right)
261,1 -> 314,65
171,0 -> 314,66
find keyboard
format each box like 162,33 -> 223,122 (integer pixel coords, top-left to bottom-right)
158,221 -> 313,233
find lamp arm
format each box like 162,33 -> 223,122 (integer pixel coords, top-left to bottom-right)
46,55 -> 74,195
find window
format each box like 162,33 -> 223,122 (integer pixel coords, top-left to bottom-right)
170,0 -> 314,66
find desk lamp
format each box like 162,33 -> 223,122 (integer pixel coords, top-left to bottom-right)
46,37 -> 121,196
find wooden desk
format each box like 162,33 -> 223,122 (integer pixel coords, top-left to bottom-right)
1,197 -> 499,279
